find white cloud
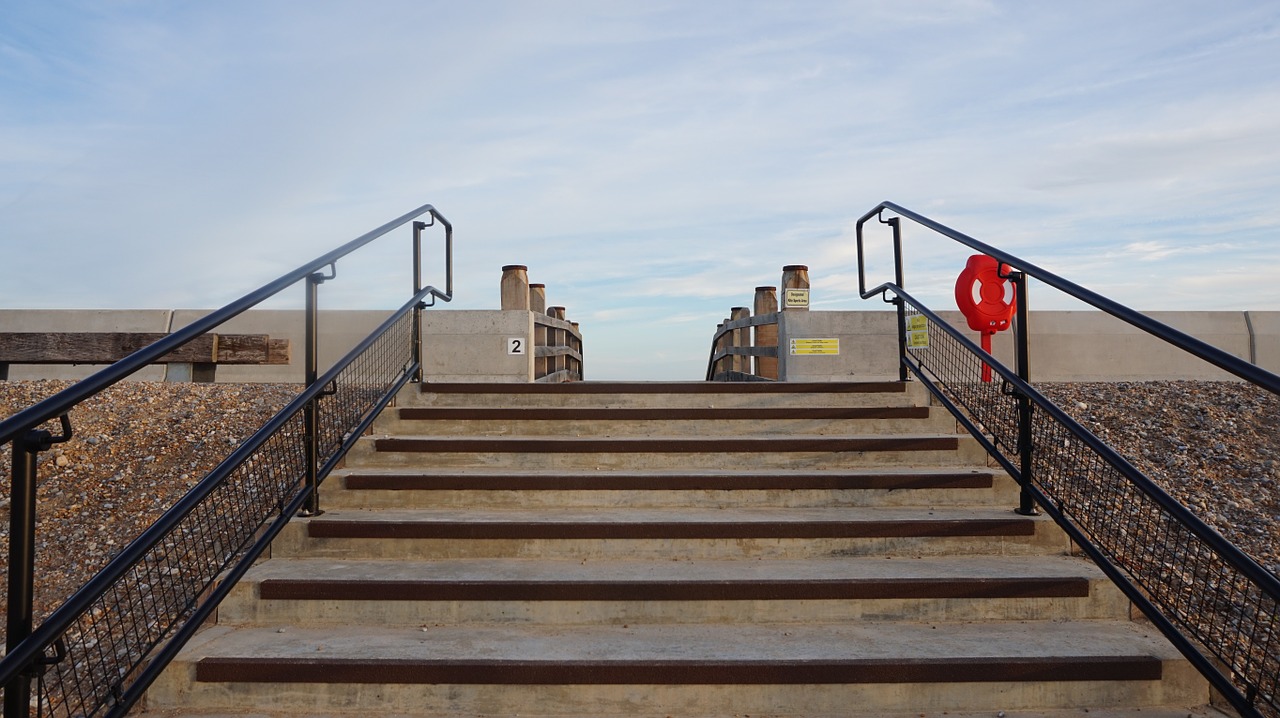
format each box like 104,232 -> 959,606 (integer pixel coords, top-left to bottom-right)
2,1 -> 1279,379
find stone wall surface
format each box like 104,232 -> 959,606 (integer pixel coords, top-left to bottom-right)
2,308 -> 1277,383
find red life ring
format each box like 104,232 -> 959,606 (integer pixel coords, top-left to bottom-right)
954,254 -> 1015,333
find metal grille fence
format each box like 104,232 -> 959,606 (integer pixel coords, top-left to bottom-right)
38,411 -> 307,717
0,204 -> 452,718
317,310 -> 415,461
900,297 -> 1279,718
27,302 -> 419,717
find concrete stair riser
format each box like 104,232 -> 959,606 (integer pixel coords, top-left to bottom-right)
215,555 -> 1131,626
377,414 -> 959,436
346,438 -> 991,469
322,469 -> 1020,510
408,382 -> 929,410
148,622 -> 1205,715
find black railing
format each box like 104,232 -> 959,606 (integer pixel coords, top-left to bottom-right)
856,200 -> 1279,718
0,204 -> 452,718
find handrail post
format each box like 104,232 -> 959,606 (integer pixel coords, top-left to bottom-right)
301,271 -> 324,517
1009,268 -> 1038,516
411,221 -> 425,383
5,433 -> 40,718
888,218 -> 909,382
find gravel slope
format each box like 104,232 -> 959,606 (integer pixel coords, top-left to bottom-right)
0,379 -> 1276,647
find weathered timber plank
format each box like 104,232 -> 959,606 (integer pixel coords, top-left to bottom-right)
0,333 -> 290,365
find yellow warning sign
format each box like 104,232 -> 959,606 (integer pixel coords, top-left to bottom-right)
789,338 -> 839,355
782,288 -> 810,309
906,314 -> 928,331
906,330 -> 929,349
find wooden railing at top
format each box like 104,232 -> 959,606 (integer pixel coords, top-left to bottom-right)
706,265 -> 809,382
501,265 -> 583,382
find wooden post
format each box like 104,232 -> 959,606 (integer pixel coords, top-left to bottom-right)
714,321 -> 727,378
730,307 -> 750,375
530,283 -> 547,378
549,307 -> 567,375
570,321 -> 581,378
528,283 -> 547,314
754,286 -> 778,380
781,265 -> 810,311
500,265 -> 530,311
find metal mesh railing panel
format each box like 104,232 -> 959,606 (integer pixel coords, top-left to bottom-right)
1029,405 -> 1279,716
32,411 -> 308,717
20,310 -> 417,717
901,306 -> 1019,453
900,298 -> 1278,718
317,310 -> 414,461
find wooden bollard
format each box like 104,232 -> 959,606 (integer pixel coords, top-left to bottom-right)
529,283 -> 547,314
781,264 -> 810,311
500,265 -> 530,311
753,286 -> 778,380
730,307 -> 750,374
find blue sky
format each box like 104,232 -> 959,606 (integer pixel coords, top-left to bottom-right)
3,1 -> 1279,379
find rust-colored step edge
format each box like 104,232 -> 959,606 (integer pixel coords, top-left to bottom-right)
418,381 -> 907,395
306,518 -> 1036,540
372,436 -> 959,454
397,406 -> 932,421
258,576 -> 1089,602
342,470 -> 995,492
196,655 -> 1161,685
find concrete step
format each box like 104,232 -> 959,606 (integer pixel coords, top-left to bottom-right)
323,467 -> 1018,509
218,555 -> 1129,626
409,380 -> 929,408
345,433 -> 989,469
138,707 -> 1236,718
150,620 -> 1205,716
271,507 -> 1066,560
376,404 -> 957,436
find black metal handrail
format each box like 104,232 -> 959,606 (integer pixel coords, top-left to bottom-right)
856,201 -> 1279,718
0,204 -> 453,718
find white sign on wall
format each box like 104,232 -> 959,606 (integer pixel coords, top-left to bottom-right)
507,337 -> 526,355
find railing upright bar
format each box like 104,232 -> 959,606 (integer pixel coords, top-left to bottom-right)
889,217 -> 909,382
5,434 -> 39,718
412,221 -> 425,383
302,270 -> 324,516
1010,270 -> 1038,516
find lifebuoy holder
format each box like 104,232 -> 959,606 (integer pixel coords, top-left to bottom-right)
954,254 -> 1016,382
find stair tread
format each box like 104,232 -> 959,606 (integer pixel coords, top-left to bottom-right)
307,506 -> 1033,524
371,434 -> 964,452
246,554 -> 1102,590
419,381 -> 909,394
184,620 -> 1182,677
397,406 -> 932,419
335,466 -> 997,478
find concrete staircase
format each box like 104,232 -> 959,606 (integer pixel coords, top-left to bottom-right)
147,381 -> 1211,717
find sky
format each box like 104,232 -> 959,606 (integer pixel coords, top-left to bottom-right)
3,1 -> 1279,380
